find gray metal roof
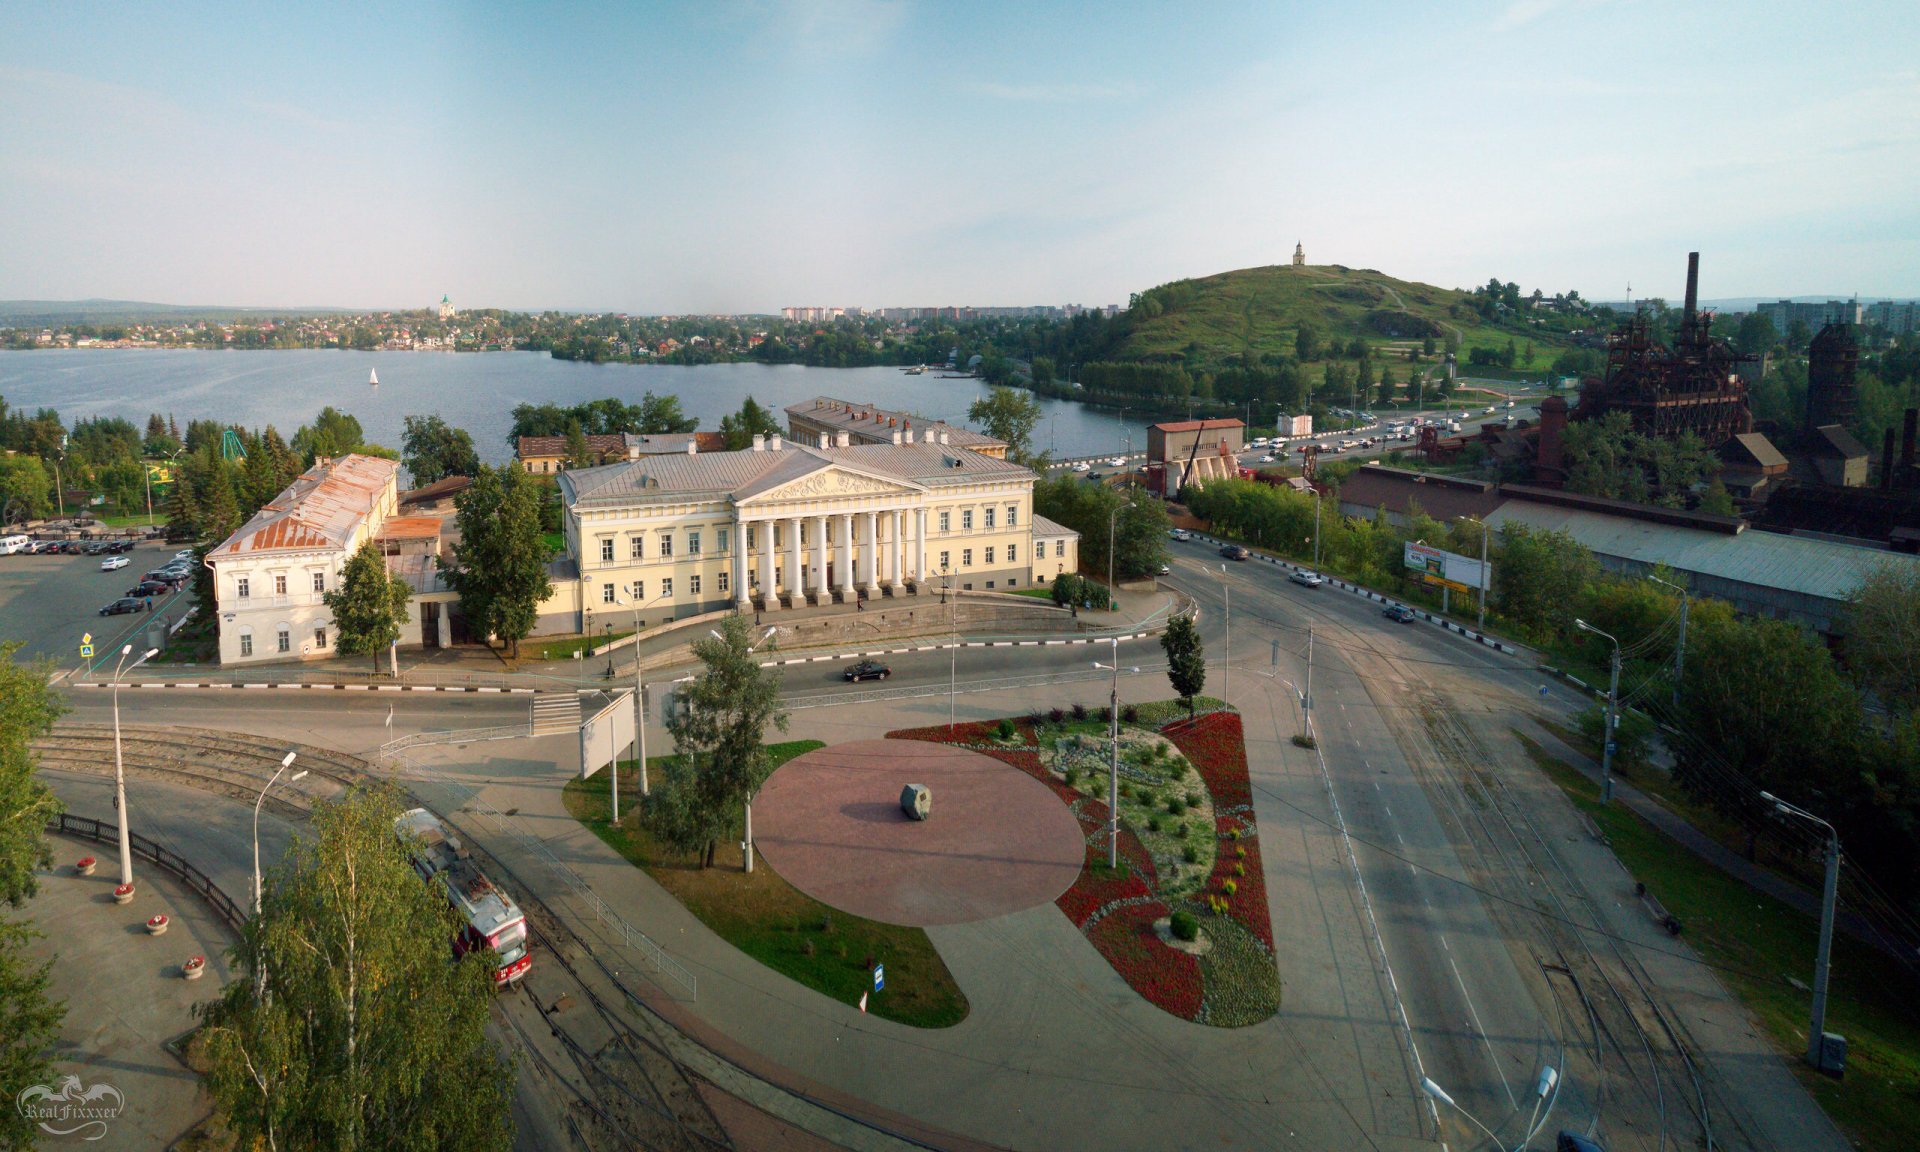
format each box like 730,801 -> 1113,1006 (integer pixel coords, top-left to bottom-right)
563,443 -> 1032,509
1482,502 -> 1920,604
1032,514 -> 1080,539
786,396 -> 1001,447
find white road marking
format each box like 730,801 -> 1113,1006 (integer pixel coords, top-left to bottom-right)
1448,946 -> 1518,1109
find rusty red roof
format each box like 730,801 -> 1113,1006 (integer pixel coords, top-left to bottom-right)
208,455 -> 398,560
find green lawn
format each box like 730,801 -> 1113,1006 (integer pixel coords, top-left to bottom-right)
562,741 -> 970,1029
1519,733 -> 1920,1152
1010,586 -> 1055,600
523,629 -> 633,661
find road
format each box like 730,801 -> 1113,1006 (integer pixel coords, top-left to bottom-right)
63,539 -> 1843,1151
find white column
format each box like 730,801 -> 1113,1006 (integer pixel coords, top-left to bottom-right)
733,518 -> 749,607
915,508 -> 928,582
760,520 -> 776,608
890,509 -> 906,590
840,513 -> 855,599
787,516 -> 803,602
812,515 -> 828,602
864,511 -> 880,594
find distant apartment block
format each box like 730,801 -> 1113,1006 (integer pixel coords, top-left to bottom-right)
1757,298 -> 1863,336
1867,300 -> 1920,336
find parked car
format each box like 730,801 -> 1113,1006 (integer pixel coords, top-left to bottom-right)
143,569 -> 180,584
1158,563 -> 1171,575
1169,528 -> 1190,541
1072,461 -> 1091,472
1260,454 -> 1276,463
1383,603 -> 1416,623
107,540 -> 134,553
1108,457 -> 1127,467
83,541 -> 109,555
100,555 -> 130,571
1219,544 -> 1250,561
173,549 -> 195,562
99,597 -> 145,616
128,580 -> 171,597
844,659 -> 891,682
1288,569 -> 1324,588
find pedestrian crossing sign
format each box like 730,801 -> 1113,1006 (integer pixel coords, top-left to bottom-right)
79,644 -> 94,658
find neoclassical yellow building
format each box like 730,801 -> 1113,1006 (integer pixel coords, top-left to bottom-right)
558,432 -> 1078,630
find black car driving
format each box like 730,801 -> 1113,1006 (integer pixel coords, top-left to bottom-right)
844,660 -> 891,682
99,597 -> 145,616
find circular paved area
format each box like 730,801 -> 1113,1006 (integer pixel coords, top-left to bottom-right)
753,739 -> 1085,926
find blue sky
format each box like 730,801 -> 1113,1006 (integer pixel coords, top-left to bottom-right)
2,1 -> 1915,312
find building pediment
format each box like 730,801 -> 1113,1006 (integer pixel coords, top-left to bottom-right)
736,463 -> 926,509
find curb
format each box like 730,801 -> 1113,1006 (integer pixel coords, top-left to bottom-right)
74,682 -> 537,693
759,632 -> 1155,668
1185,533 -> 1523,656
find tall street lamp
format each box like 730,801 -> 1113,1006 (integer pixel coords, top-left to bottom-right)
1093,638 -> 1139,870
1762,790 -> 1845,1073
1647,571 -> 1691,706
1107,504 -> 1121,608
253,752 -> 305,915
1457,515 -> 1493,631
1217,563 -> 1231,703
614,584 -> 666,809
1573,619 -> 1621,804
110,644 -> 159,893
1420,1066 -> 1558,1152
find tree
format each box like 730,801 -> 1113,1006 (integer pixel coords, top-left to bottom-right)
718,397 -> 783,451
0,917 -> 66,1151
1030,356 -> 1056,387
653,614 -> 789,868
401,415 -> 480,487
1846,563 -> 1920,713
1161,615 -> 1206,721
323,541 -> 413,674
0,643 -> 67,908
967,386 -> 1044,466
198,786 -> 512,1152
1493,522 -> 1596,637
563,420 -> 594,470
240,427 -> 300,517
1295,324 -> 1322,362
444,464 -> 552,658
1375,363 -> 1396,407
0,456 -> 52,521
290,407 -> 366,464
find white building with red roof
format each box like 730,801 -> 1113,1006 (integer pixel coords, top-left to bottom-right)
206,454 -> 402,664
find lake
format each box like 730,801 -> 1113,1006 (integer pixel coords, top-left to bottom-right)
0,351 -> 1146,466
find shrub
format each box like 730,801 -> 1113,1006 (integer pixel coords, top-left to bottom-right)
1170,910 -> 1200,942
1233,863 -> 1246,877
1066,768 -> 1080,786
801,938 -> 816,956
1122,704 -> 1139,723
1228,828 -> 1241,841
1147,816 -> 1161,833
1071,702 -> 1088,721
1182,844 -> 1199,864
1174,822 -> 1187,839
1167,798 -> 1185,816
1049,707 -> 1065,724
1099,706 -> 1113,723
1119,782 -> 1132,798
1187,791 -> 1202,809
1139,790 -> 1157,808
819,913 -> 834,933
996,718 -> 1016,741
1222,879 -> 1238,897
1025,710 -> 1045,729
1291,733 -> 1317,749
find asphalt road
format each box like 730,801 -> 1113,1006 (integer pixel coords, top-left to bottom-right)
0,540 -> 191,664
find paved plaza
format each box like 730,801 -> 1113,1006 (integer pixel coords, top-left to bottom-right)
754,738 -> 1085,927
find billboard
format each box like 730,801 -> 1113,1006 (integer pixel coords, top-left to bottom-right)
1281,414 -> 1313,437
1403,541 -> 1488,592
579,689 -> 636,779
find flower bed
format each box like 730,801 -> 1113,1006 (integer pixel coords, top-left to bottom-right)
887,703 -> 1278,1026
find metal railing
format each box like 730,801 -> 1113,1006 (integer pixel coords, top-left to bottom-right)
784,659 -> 1172,710
47,813 -> 246,931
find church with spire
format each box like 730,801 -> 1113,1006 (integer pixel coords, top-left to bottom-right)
437,294 -> 456,320
1292,241 -> 1305,266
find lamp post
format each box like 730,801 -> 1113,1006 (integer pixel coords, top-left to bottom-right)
1573,619 -> 1621,804
1648,572 -> 1691,707
253,752 -> 305,915
1107,504 -> 1121,609
942,565 -> 957,729
1456,515 -> 1493,631
1419,1066 -> 1559,1152
1312,490 -> 1323,571
613,584 -> 665,807
1762,791 -> 1844,1072
110,644 -> 159,893
1218,563 -> 1231,703
1093,639 -> 1140,870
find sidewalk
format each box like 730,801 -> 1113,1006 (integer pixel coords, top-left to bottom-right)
396,673 -> 1407,1152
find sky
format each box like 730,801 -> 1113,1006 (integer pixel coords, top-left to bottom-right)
2,1 -> 1916,313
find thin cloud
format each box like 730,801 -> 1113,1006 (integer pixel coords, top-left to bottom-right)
969,80 -> 1128,102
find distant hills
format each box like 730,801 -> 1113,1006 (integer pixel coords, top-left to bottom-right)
1106,263 -> 1575,365
0,299 -> 355,326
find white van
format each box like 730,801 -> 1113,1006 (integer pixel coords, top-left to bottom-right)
0,535 -> 29,556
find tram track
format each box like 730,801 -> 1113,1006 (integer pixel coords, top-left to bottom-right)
37,723 -> 749,1152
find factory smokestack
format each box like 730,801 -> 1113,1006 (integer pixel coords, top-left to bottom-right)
1683,251 -> 1700,323
1884,428 -> 1897,492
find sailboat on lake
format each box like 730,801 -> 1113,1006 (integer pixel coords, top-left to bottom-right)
369,369 -> 379,390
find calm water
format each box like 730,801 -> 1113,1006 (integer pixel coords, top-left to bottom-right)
0,351 -> 1144,466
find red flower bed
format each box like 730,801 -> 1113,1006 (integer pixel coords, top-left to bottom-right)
1087,902 -> 1202,1019
887,711 -> 1269,1022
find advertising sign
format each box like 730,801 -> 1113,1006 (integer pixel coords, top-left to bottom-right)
1403,541 -> 1488,592
579,690 -> 636,779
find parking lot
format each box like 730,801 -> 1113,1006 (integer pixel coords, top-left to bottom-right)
0,541 -> 192,666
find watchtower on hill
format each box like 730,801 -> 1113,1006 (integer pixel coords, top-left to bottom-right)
1292,242 -> 1305,267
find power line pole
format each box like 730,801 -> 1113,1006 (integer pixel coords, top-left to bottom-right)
1304,625 -> 1314,740
1476,521 -> 1489,632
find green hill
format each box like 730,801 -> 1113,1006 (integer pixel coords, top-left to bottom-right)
1110,263 -> 1577,374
